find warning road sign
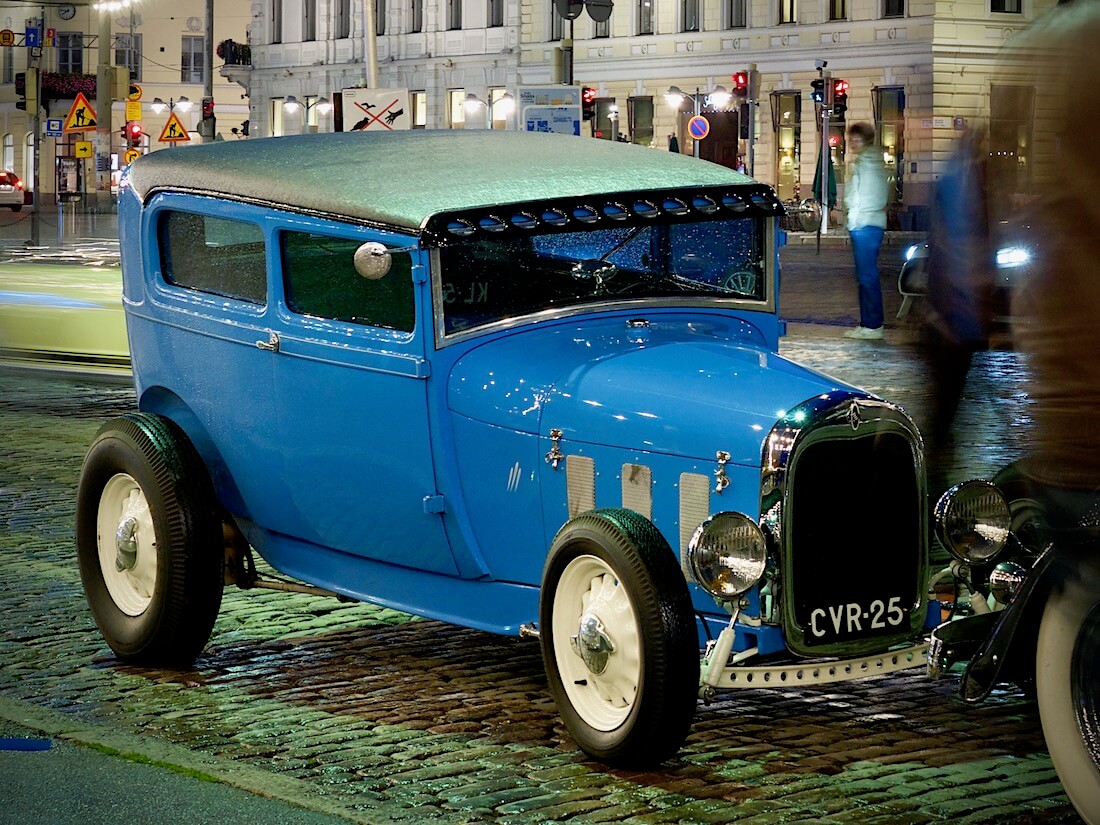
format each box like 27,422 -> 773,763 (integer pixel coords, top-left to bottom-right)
63,93 -> 97,132
159,112 -> 190,143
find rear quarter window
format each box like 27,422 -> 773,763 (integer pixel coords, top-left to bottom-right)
158,211 -> 267,304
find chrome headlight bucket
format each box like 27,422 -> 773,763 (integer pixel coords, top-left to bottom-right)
683,512 -> 767,601
934,480 -> 1011,563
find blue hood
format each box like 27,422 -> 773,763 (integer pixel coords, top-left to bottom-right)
447,313 -> 858,466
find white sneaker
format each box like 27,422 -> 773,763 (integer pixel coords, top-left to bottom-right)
843,326 -> 884,340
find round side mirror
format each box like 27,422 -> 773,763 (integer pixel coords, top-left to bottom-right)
353,242 -> 392,280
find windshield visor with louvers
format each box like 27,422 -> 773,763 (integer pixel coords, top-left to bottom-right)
437,217 -> 766,336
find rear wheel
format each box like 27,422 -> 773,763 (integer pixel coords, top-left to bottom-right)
1036,557 -> 1100,824
540,509 -> 699,766
76,413 -> 223,666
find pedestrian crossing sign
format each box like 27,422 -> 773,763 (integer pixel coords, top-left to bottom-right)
158,112 -> 190,143
63,93 -> 97,132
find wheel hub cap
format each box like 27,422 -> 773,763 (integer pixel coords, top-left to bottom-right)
570,612 -> 615,675
114,515 -> 139,572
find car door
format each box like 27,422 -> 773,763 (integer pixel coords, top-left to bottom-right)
268,220 -> 458,575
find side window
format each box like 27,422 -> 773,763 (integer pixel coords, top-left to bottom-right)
281,231 -> 415,332
159,211 -> 267,304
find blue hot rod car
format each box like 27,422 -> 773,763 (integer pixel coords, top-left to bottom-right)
77,131 -> 933,765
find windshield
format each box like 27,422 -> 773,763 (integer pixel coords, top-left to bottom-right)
437,216 -> 766,336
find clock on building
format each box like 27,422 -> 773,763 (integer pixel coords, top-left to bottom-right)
57,4 -> 76,20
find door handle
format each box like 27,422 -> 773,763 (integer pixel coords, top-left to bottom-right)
256,332 -> 280,353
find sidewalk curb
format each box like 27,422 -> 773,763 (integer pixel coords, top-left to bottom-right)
0,695 -> 395,825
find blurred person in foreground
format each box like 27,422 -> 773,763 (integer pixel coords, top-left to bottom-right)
920,126 -> 995,487
842,123 -> 889,340
1008,0 -> 1100,525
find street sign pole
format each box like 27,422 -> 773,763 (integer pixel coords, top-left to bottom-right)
820,69 -> 831,239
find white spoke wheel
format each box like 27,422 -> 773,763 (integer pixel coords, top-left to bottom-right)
1036,556 -> 1100,825
540,509 -> 699,766
76,413 -> 223,666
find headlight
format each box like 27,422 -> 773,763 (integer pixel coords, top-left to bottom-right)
934,480 -> 1011,563
683,512 -> 767,601
904,243 -> 920,262
995,246 -> 1031,268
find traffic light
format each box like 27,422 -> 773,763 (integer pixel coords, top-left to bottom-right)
125,121 -> 143,148
582,86 -> 596,121
831,79 -> 849,116
15,69 -> 37,112
810,77 -> 826,104
732,71 -> 749,97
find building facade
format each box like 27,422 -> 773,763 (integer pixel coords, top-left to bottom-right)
239,0 -> 1055,220
0,0 -> 250,201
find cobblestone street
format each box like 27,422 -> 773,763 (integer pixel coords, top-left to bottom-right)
0,240 -> 1075,824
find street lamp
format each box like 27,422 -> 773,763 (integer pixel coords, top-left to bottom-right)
150,96 -> 192,114
462,92 -> 515,129
283,95 -> 333,133
664,85 -> 733,158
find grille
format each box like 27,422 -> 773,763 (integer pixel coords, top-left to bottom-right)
786,431 -> 922,653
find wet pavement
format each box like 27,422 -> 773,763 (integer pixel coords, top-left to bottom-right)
0,237 -> 1076,824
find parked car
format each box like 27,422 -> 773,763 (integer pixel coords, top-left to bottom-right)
0,170 -> 24,211
76,131 -> 934,766
931,470 -> 1100,823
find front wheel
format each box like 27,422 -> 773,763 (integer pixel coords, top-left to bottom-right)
1036,556 -> 1100,824
539,509 -> 699,767
76,413 -> 224,666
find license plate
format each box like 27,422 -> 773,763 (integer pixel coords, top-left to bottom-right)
804,596 -> 910,644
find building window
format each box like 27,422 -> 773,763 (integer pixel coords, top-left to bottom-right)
882,0 -> 903,16
3,134 -> 12,172
411,91 -> 427,128
303,0 -> 316,40
727,0 -> 747,27
991,0 -> 1020,12
448,0 -> 462,29
828,0 -> 845,20
778,0 -> 796,24
272,0 -> 283,43
595,17 -> 610,36
489,0 -> 503,26
270,98 -> 286,136
628,96 -> 654,146
335,0 -> 351,37
448,89 -> 466,127
2,47 -> 12,85
114,34 -> 141,82
683,0 -> 700,31
638,0 -> 654,34
376,0 -> 387,35
989,85 -> 1033,200
550,1 -> 563,39
57,32 -> 83,74
873,86 -> 904,205
410,0 -> 424,33
771,91 -> 800,201
180,36 -> 203,83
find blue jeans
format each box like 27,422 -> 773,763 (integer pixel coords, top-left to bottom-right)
850,226 -> 885,329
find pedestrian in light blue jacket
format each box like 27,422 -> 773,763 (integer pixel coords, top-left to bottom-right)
843,122 -> 889,340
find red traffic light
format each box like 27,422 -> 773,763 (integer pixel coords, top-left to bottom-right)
732,71 -> 749,95
833,79 -> 850,96
581,86 -> 597,105
126,121 -> 143,142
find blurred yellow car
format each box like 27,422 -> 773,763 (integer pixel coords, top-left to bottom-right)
0,248 -> 128,377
